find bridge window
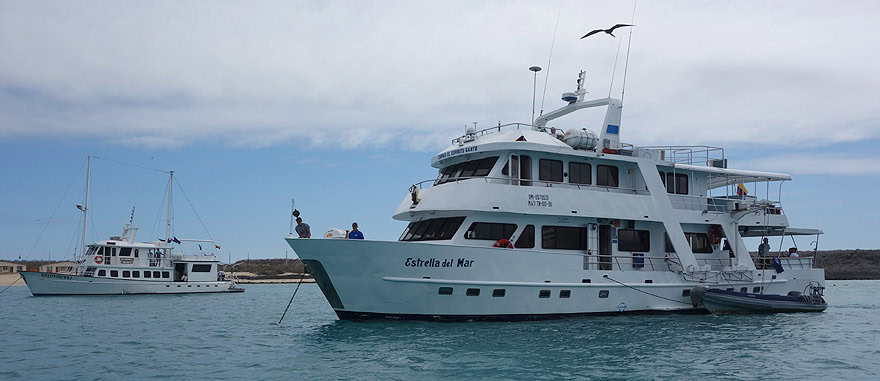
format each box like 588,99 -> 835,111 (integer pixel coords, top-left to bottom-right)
473,157 -> 498,176
465,222 -> 517,240
436,157 -> 499,185
597,165 -> 619,187
515,225 -> 535,248
119,248 -> 132,257
399,217 -> 466,241
618,229 -> 650,252
539,159 -> 563,183
685,233 -> 714,253
541,226 -> 587,250
192,264 -> 212,272
569,162 -> 591,185
659,171 -> 688,195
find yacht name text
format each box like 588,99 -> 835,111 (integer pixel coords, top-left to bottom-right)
436,146 -> 478,161
405,258 -> 475,268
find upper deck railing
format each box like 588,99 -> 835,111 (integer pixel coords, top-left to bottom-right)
639,145 -> 726,167
414,175 -> 650,195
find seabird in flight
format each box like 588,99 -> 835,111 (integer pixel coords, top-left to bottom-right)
580,24 -> 634,39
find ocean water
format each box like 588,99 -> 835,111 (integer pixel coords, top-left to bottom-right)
0,280 -> 878,380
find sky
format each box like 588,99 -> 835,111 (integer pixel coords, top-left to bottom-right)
1,0 -> 879,261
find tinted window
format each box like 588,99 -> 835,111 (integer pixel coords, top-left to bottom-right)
492,289 -> 506,297
466,288 -> 480,296
399,217 -> 466,241
122,270 -> 131,278
98,269 -> 106,276
192,264 -> 212,272
465,222 -> 517,240
438,287 -> 453,295
110,270 -> 118,277
661,172 -> 688,195
97,247 -> 105,256
515,225 -> 535,248
597,165 -> 619,187
539,290 -> 551,298
560,290 -> 571,298
144,271 -> 152,278
132,271 -> 140,278
473,157 -> 499,176
686,233 -> 714,253
542,226 -> 587,250
665,233 -> 676,253
520,155 -> 532,186
458,160 -> 480,178
119,248 -> 132,257
618,229 -> 650,252
154,271 -> 161,278
134,249 -> 139,257
539,159 -> 563,182
569,162 -> 591,185
161,271 -> 170,278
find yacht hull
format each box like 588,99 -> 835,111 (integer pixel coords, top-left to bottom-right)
19,271 -> 242,295
286,238 -> 825,320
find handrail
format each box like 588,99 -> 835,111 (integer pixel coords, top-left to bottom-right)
417,175 -> 650,195
640,145 -> 725,167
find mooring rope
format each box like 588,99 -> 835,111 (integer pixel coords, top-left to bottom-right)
602,274 -> 693,305
0,276 -> 22,295
277,271 -> 308,325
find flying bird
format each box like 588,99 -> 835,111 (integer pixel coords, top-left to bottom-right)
581,24 -> 634,39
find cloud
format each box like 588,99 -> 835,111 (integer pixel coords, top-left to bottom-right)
1,1 -> 879,151
736,153 -> 880,175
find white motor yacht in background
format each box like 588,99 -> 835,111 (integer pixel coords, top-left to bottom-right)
287,69 -> 825,321
20,157 -> 243,295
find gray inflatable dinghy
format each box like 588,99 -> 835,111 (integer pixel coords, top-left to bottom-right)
691,284 -> 827,313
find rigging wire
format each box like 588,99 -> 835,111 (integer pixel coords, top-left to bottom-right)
602,274 -> 693,305
173,178 -> 216,244
607,33 -> 624,98
23,158 -> 86,259
539,10 -> 561,117
620,0 -> 638,106
92,156 -> 170,174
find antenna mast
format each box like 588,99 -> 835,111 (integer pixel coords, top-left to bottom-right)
529,66 -> 542,124
80,155 -> 91,258
165,170 -> 173,245
288,198 -> 296,236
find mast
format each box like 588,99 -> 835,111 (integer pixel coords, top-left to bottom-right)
165,170 -> 174,247
81,155 -> 91,258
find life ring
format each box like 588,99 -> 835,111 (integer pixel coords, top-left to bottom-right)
708,225 -> 723,246
494,239 -> 514,249
94,255 -> 104,264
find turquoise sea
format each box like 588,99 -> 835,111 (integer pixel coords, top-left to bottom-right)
1,280 -> 878,380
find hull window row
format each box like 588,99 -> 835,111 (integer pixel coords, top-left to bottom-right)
436,157 -> 499,185
465,222 -> 517,240
399,217 -> 466,241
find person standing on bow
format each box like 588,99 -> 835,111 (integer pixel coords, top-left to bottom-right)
348,222 -> 364,239
295,217 -> 311,238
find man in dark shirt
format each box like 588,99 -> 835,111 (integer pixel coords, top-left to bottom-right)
295,217 -> 311,238
348,222 -> 364,239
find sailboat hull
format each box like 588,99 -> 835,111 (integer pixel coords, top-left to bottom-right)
19,271 -> 242,295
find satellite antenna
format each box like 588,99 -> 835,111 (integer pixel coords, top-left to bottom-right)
529,66 -> 542,125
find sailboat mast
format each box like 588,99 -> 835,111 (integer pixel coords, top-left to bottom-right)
165,170 -> 173,246
81,155 -> 91,257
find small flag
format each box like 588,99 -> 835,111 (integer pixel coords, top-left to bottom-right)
215,244 -> 221,249
736,183 -> 748,196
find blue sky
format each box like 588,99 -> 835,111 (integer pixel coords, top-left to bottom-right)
1,1 -> 879,261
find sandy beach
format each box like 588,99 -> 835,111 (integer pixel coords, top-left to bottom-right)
1,273 -> 24,286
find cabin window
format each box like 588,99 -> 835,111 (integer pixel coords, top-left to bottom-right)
161,271 -> 170,278
436,157 -> 499,185
664,233 -> 676,253
659,171 -> 688,195
96,247 -> 104,256
458,160 -> 481,178
515,225 -> 535,248
618,229 -> 650,252
122,270 -> 130,278
569,162 -> 591,185
560,290 -> 571,298
539,159 -> 563,183
144,271 -> 152,278
541,226 -> 587,250
86,247 -> 97,256
110,247 -> 117,257
110,270 -> 118,277
399,217 -> 466,241
685,233 -> 714,253
466,288 -> 480,296
134,249 -> 139,257
473,157 -> 499,177
119,248 -> 132,257
154,271 -> 161,278
539,290 -> 551,298
132,271 -> 140,278
597,165 -> 619,187
464,222 -> 517,240
438,287 -> 453,295
98,269 -> 106,277
192,264 -> 212,272
492,289 -> 506,297
599,290 -> 610,298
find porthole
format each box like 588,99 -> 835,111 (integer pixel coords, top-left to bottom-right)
560,290 -> 571,298
492,289 -> 506,297
740,287 -> 748,293
582,279 -> 591,283
598,290 -> 609,298
644,280 -> 653,284
466,288 -> 480,296
682,289 -> 690,297
438,287 -> 453,295
539,290 -> 551,298
753,286 -> 761,293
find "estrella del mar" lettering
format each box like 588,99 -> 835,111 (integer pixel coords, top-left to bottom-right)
405,257 -> 474,268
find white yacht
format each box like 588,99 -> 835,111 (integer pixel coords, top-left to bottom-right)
21,157 -> 243,295
286,70 -> 825,320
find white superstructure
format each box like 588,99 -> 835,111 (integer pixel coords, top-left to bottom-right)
287,70 -> 824,321
21,157 -> 243,295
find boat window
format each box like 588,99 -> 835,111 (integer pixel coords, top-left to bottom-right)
119,248 -> 132,257
458,160 -> 481,178
132,271 -> 140,278
597,165 -> 618,187
501,162 -> 508,176
154,271 -> 161,278
560,290 -> 571,298
97,246 -> 104,256
539,159 -> 563,183
685,233 -> 714,253
110,270 -> 118,277
539,290 -> 551,298
569,162 -> 591,185
515,225 -> 535,248
541,226 -> 587,250
466,288 -> 480,296
473,157 -> 499,176
86,247 -> 97,256
399,217 -> 466,241
144,271 -> 151,278
110,247 -> 117,257
618,229 -> 650,252
98,269 -> 106,277
123,270 -> 131,278
438,287 -> 453,295
492,289 -> 506,297
682,289 -> 690,297
161,271 -> 170,278
664,233 -> 676,253
192,264 -> 212,272
134,249 -> 139,257
599,290 -> 609,298
464,222 -> 517,240
659,171 -> 688,195
520,155 -> 532,186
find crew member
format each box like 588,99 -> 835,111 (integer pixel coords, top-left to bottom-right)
348,222 -> 364,239
295,217 -> 311,238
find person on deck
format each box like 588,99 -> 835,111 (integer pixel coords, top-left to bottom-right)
295,217 -> 311,238
348,222 -> 364,239
789,247 -> 800,258
758,237 -> 770,257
